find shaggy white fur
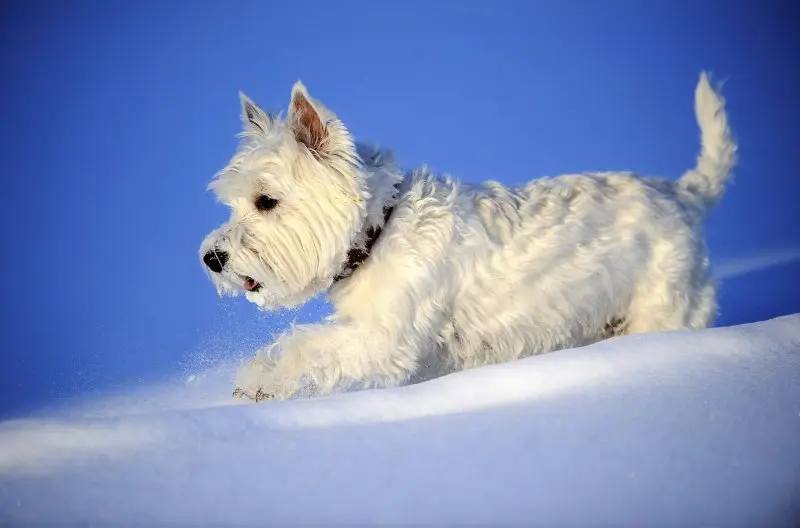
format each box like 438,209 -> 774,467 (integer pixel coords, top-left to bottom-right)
199,72 -> 737,401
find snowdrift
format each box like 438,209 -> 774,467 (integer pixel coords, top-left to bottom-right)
1,315 -> 799,526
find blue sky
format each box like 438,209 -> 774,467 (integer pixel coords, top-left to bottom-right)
0,0 -> 797,418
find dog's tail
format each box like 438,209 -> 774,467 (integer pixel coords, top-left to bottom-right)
677,71 -> 737,214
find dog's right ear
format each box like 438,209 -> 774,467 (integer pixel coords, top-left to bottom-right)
239,92 -> 272,134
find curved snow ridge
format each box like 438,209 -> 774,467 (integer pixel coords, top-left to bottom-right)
201,313 -> 800,432
1,314 -> 798,478
1,315 -> 799,525
0,419 -> 165,475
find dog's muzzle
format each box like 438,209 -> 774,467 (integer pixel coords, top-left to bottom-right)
203,250 -> 229,273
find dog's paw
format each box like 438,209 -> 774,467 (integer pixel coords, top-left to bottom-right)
233,346 -> 304,402
232,387 -> 276,402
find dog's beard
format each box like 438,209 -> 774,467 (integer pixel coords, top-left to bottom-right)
203,223 -> 335,310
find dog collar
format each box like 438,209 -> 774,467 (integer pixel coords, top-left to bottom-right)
332,202 -> 395,284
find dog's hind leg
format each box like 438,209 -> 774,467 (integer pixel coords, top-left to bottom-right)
624,269 -> 718,335
601,316 -> 629,339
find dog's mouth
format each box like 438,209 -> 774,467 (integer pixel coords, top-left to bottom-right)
243,276 -> 262,292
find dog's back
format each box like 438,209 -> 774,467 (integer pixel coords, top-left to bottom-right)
418,73 -> 737,369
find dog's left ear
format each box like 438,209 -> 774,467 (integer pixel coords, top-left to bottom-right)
288,81 -> 327,153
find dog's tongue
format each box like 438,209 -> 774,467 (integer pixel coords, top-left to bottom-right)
244,277 -> 261,291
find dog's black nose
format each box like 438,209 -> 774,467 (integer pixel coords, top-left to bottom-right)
203,250 -> 228,273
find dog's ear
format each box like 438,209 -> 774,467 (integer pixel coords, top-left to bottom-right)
288,81 -> 327,153
239,92 -> 272,134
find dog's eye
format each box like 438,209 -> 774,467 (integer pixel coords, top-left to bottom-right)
255,195 -> 279,212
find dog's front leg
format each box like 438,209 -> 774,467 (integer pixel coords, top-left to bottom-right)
232,322 -> 419,401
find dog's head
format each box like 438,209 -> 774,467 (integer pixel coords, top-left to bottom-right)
199,82 -> 392,309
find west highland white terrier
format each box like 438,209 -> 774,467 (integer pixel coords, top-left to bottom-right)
199,72 -> 736,401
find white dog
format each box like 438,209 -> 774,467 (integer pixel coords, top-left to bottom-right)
199,72 -> 736,401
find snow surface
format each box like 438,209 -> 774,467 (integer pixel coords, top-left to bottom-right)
1,315 -> 799,526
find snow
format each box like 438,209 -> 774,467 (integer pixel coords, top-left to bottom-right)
1,315 -> 799,526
